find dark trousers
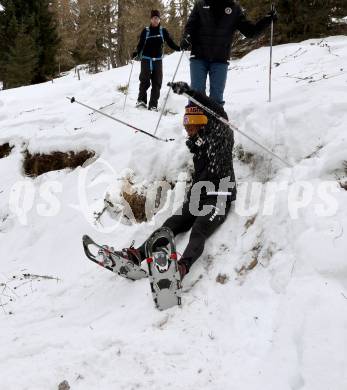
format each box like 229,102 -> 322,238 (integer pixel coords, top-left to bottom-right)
138,59 -> 163,108
139,196 -> 231,272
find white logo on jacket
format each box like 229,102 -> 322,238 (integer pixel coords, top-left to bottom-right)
225,7 -> 232,14
209,206 -> 221,222
195,137 -> 204,147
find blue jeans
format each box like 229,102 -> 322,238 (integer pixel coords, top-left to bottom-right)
190,59 -> 229,105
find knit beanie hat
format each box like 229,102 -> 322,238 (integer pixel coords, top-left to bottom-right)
151,10 -> 160,18
183,105 -> 208,126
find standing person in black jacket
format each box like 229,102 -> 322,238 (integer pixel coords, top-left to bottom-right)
116,82 -> 236,280
133,10 -> 181,111
180,0 -> 278,105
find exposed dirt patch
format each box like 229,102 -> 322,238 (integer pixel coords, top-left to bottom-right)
58,380 -> 70,390
0,143 -> 14,159
342,162 -> 347,190
23,150 -> 95,177
104,176 -> 178,225
121,189 -> 147,223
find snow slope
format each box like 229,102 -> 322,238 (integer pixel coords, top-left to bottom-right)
1,37 -> 347,390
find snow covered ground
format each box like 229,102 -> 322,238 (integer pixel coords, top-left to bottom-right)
1,36 -> 347,390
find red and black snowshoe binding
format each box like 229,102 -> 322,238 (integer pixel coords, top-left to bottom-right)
82,235 -> 147,281
145,227 -> 182,310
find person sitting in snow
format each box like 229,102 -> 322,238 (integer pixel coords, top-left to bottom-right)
133,10 -> 181,111
117,82 -> 237,280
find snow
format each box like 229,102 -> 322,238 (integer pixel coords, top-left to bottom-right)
1,36 -> 347,389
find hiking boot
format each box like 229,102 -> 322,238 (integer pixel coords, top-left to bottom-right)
136,101 -> 147,109
115,242 -> 143,266
148,105 -> 158,112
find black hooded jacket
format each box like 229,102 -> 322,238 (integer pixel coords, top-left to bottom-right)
183,0 -> 272,63
186,90 -> 236,202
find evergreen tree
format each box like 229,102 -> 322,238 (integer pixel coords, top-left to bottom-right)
0,0 -> 59,88
166,0 -> 181,46
34,0 -> 60,82
0,0 -> 19,88
178,0 -> 194,26
52,0 -> 77,73
5,25 -> 38,88
240,0 -> 347,44
74,0 -> 109,73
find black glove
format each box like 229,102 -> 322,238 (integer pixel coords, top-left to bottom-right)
267,7 -> 278,22
180,35 -> 191,51
132,51 -> 138,60
168,81 -> 191,95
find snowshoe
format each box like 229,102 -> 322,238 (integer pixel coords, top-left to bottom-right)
145,227 -> 182,310
82,235 -> 147,281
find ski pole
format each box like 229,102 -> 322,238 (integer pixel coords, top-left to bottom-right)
153,50 -> 185,136
177,90 -> 292,168
269,3 -> 275,103
67,97 -> 174,143
123,60 -> 135,111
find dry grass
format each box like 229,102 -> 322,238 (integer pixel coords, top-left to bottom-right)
244,215 -> 257,230
234,144 -> 254,164
338,161 -> 347,191
236,243 -> 262,276
23,150 -> 95,177
117,84 -> 128,94
216,273 -> 229,285
0,143 -> 14,159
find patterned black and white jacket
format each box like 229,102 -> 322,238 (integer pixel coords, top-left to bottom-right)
186,90 -> 236,202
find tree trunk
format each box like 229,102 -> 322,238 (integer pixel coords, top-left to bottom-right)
116,0 -> 127,66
